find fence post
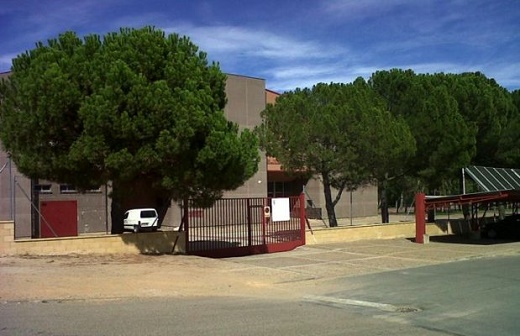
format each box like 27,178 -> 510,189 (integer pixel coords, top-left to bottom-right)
184,199 -> 190,253
247,198 -> 252,247
8,156 -> 14,220
261,198 -> 267,246
415,193 -> 426,244
299,193 -> 306,245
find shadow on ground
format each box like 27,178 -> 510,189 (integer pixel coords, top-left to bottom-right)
409,235 -> 520,245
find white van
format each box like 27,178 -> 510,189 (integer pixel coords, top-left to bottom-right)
123,208 -> 159,233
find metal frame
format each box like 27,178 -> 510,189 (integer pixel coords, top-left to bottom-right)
415,190 -> 520,243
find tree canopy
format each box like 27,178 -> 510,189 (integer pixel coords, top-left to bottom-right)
256,79 -> 415,227
0,27 -> 260,232
496,89 -> 520,168
369,69 -> 519,209
369,69 -> 477,190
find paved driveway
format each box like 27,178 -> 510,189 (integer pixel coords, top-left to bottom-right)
225,237 -> 520,289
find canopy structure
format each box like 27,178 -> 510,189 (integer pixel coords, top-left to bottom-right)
463,166 -> 520,192
425,166 -> 520,208
415,166 -> 520,243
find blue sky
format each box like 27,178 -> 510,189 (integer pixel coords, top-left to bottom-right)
1,0 -> 519,92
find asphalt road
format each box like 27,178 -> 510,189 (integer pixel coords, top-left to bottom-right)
306,254 -> 520,336
1,296 -> 449,336
2,254 -> 519,336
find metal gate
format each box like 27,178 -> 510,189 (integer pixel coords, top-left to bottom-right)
185,194 -> 306,258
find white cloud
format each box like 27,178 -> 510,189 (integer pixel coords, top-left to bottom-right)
264,64 -> 374,92
322,0 -> 428,19
268,65 -> 341,80
161,23 -> 357,91
0,53 -> 17,72
480,62 -> 520,90
163,24 -> 346,61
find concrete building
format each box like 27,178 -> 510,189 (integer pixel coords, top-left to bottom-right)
0,72 -> 377,239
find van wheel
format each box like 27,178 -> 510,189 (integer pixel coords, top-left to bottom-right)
133,225 -> 139,233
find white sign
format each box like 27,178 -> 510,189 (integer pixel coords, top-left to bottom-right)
271,198 -> 291,222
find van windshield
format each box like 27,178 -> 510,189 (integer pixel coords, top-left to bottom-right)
140,210 -> 157,218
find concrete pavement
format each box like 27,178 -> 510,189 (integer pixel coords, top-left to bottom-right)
224,236 -> 520,287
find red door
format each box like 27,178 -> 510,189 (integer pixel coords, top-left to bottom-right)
40,200 -> 78,238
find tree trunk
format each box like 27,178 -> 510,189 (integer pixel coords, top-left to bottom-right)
322,173 -> 338,227
427,209 -> 435,223
498,203 -> 505,220
380,182 -> 389,223
110,181 -> 124,234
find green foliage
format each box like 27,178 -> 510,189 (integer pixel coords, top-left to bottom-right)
369,69 -> 477,190
494,89 -> 520,168
511,90 -> 520,110
495,109 -> 520,168
256,79 -> 415,226
369,68 -> 520,203
0,27 -> 259,210
444,72 -> 516,167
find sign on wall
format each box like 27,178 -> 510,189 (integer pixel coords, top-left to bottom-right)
271,198 -> 290,222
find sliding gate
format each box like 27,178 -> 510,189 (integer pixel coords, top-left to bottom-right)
185,194 -> 306,258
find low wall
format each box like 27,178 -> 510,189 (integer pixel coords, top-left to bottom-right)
1,220 -> 451,256
306,221 -> 448,245
0,221 -> 185,256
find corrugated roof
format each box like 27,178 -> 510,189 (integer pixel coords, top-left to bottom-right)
464,166 -> 520,192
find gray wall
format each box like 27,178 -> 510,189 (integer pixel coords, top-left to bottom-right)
160,74 -> 269,229
0,148 -> 32,238
37,184 -> 111,235
222,74 -> 267,198
305,178 -> 378,219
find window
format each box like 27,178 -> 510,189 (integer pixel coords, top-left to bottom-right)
268,180 -> 304,198
59,184 -> 77,193
140,210 -> 157,218
34,184 -> 52,194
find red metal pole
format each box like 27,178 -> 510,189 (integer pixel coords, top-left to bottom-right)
184,198 -> 190,253
261,198 -> 267,246
299,193 -> 306,245
415,193 -> 426,244
247,198 -> 252,247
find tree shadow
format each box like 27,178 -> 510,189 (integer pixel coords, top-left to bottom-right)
430,235 -> 519,245
119,230 -> 185,254
408,234 -> 519,245
426,217 -> 520,245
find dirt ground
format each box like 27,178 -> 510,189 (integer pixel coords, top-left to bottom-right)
4,235 -> 520,304
0,253 -> 278,302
